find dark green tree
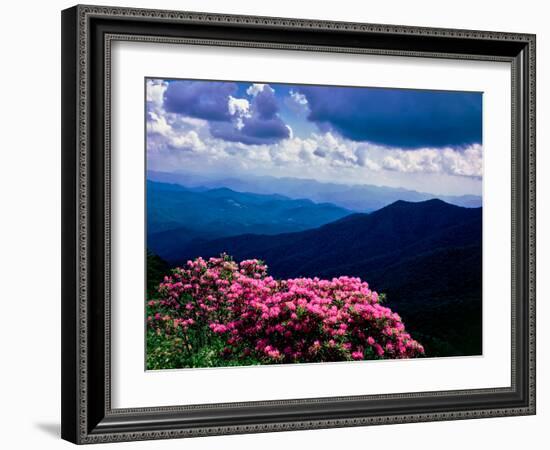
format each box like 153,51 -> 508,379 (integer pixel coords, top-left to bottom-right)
146,250 -> 170,298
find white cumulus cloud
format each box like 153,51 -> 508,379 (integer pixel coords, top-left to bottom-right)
146,79 -> 168,109
289,89 -> 308,106
246,83 -> 275,97
147,111 -> 205,153
227,96 -> 250,116
169,130 -> 205,151
380,144 -> 482,178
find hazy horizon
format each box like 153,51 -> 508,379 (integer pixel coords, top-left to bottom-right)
146,168 -> 482,200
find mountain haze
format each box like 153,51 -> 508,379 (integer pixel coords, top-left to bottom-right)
148,170 -> 482,211
147,180 -> 352,262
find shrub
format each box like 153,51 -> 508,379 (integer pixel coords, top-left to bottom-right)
146,255 -> 424,368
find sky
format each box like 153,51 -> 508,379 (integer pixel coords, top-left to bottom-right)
146,78 -> 483,196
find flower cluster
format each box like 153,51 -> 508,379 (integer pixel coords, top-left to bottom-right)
147,255 -> 424,365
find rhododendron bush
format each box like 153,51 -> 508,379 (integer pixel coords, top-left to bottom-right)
146,255 -> 424,369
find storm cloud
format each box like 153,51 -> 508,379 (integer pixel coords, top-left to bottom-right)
210,84 -> 290,145
296,86 -> 482,149
162,80 -> 290,145
163,80 -> 237,121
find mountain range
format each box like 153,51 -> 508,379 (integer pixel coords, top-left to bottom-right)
147,180 -> 352,262
146,178 -> 482,357
147,170 -> 482,211
175,199 -> 483,357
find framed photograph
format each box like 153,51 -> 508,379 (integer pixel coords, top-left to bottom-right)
61,4 -> 536,444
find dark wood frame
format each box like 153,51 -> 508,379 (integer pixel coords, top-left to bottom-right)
61,4 -> 536,444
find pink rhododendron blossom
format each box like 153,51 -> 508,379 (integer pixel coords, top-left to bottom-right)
147,255 -> 424,364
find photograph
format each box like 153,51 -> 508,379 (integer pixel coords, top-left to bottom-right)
54,3 -> 536,445
145,78 -> 483,370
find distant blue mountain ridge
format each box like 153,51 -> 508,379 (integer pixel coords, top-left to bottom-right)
147,180 -> 353,262
147,170 -> 482,212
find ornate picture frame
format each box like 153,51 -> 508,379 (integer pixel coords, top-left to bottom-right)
61,5 -> 536,444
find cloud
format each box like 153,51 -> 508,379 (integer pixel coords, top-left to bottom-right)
210,117 -> 290,145
265,132 -> 482,178
295,86 -> 482,148
285,125 -> 294,139
228,96 -> 251,130
228,96 -> 250,116
289,89 -> 308,106
169,130 -> 204,151
147,111 -> 171,136
379,144 -> 482,177
148,93 -> 481,180
146,111 -> 206,152
163,80 -> 237,121
210,83 -> 290,145
155,80 -> 290,146
147,79 -> 482,197
146,79 -> 168,110
253,85 -> 278,119
246,83 -> 266,97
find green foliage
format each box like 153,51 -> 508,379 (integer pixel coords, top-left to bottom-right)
146,327 -> 261,369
